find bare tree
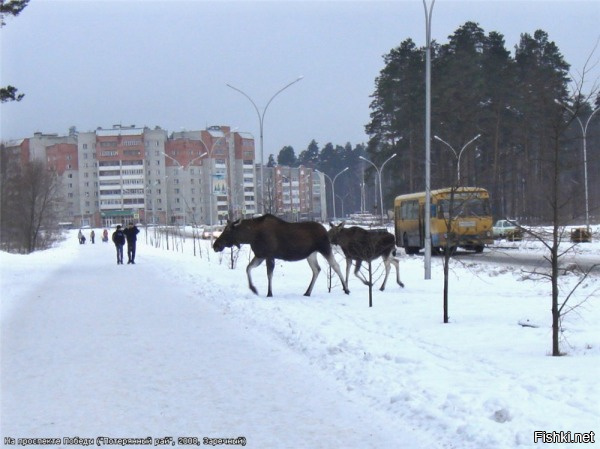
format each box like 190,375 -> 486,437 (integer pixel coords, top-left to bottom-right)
526,54 -> 599,356
1,159 -> 63,253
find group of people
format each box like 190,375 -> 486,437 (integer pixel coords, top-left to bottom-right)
77,229 -> 110,244
111,223 -> 140,265
77,224 -> 140,265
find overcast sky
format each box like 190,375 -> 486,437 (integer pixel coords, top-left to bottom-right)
1,0 -> 598,157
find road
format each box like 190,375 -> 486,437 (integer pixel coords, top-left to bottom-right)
455,246 -> 600,274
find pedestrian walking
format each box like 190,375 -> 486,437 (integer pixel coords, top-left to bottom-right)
102,229 -> 109,243
112,225 -> 126,265
90,230 -> 95,244
123,222 -> 140,264
78,229 -> 85,244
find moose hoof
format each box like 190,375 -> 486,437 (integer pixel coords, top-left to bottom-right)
399,282 -> 405,288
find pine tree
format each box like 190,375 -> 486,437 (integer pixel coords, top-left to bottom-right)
0,0 -> 29,103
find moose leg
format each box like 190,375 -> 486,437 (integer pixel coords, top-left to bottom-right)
379,256 -> 392,291
354,260 -> 371,286
391,256 -> 404,288
325,252 -> 350,294
266,258 -> 275,297
345,257 -> 352,287
304,252 -> 321,296
246,256 -> 265,295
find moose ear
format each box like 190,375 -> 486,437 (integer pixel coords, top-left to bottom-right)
232,219 -> 241,228
340,221 -> 346,227
329,222 -> 335,228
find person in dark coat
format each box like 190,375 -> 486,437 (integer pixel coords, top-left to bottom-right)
112,225 -> 126,265
123,222 -> 140,264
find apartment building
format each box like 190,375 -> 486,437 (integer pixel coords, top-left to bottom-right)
168,126 -> 257,225
261,165 -> 326,222
2,124 -> 332,226
2,124 -> 262,227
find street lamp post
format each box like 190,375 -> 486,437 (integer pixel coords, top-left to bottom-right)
316,167 -> 349,221
226,76 -> 304,214
555,99 -> 599,232
359,153 -> 397,224
433,134 -> 481,183
423,0 -> 436,280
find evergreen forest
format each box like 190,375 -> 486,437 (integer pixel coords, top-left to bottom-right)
274,22 -> 600,224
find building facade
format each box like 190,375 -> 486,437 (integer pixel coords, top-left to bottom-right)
2,124 -> 329,227
260,165 -> 326,222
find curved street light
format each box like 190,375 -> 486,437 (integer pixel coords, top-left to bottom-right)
226,76 -> 304,214
316,167 -> 349,221
555,99 -> 599,232
359,153 -> 397,224
433,134 -> 481,183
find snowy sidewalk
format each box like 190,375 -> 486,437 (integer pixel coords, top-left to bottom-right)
1,237 -> 432,448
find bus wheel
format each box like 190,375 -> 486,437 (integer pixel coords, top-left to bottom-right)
474,245 -> 484,253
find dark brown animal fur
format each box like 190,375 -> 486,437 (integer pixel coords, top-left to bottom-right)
213,214 -> 349,297
328,222 -> 404,291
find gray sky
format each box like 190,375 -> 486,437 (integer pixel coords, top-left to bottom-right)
1,0 -> 598,157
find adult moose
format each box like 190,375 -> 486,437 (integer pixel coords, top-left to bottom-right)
328,222 -> 404,291
213,214 -> 350,297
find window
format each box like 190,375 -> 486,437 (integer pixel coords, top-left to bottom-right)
400,200 -> 419,220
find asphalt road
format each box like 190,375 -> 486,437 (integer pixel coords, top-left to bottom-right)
455,246 -> 600,274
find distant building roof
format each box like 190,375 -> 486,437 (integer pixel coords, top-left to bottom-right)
96,125 -> 144,137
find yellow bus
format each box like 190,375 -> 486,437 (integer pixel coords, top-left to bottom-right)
394,187 -> 493,254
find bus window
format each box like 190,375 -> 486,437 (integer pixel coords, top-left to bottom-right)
438,198 -> 490,218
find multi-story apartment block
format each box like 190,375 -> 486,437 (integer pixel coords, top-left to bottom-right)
168,126 -> 257,225
261,165 -> 326,222
2,124 -> 271,228
2,123 -> 334,227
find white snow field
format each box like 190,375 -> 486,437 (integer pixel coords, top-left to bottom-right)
1,227 -> 598,449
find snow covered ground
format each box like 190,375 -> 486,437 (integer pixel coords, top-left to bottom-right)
1,226 -> 599,449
